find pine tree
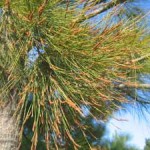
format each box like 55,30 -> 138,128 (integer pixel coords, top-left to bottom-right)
0,0 -> 150,149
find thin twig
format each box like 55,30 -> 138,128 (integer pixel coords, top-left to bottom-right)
129,53 -> 150,64
117,82 -> 150,89
74,0 -> 126,23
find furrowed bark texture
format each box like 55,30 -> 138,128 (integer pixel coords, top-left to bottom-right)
0,103 -> 19,150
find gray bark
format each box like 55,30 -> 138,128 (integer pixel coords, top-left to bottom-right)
0,103 -> 19,150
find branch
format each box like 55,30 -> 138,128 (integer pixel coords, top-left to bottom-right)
126,53 -> 150,64
83,0 -> 104,8
74,0 -> 126,23
117,82 -> 150,89
135,98 -> 150,104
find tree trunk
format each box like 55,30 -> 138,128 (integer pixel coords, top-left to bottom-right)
0,103 -> 19,150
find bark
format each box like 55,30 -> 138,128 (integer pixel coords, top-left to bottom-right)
0,103 -> 19,150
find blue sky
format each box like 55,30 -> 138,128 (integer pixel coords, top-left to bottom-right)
106,73 -> 150,149
106,109 -> 150,149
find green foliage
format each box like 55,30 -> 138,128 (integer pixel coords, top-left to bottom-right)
0,0 -> 150,149
101,134 -> 139,150
144,139 -> 150,150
